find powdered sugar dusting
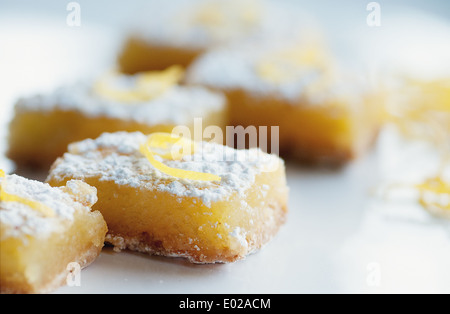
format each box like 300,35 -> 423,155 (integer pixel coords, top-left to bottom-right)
48,132 -> 282,208
186,40 -> 372,106
129,0 -> 317,50
0,175 -> 95,241
15,83 -> 225,126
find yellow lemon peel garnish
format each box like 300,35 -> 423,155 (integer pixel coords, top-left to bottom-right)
383,78 -> 450,218
0,170 -> 55,217
140,133 -> 222,182
94,65 -> 184,103
415,176 -> 450,215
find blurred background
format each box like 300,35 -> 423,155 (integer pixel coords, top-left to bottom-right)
1,0 -> 449,153
0,0 -> 449,293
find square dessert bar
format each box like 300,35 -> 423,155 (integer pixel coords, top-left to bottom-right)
0,172 -> 107,294
8,67 -> 226,168
46,132 -> 289,264
186,41 -> 384,165
118,0 -> 310,73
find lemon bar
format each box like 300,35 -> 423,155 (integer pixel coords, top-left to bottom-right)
118,0 -> 310,73
186,41 -> 384,165
8,67 -> 226,168
0,172 -> 107,294
385,78 -> 450,218
46,132 -> 289,264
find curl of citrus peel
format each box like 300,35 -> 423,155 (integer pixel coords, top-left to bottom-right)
382,78 -> 450,218
415,175 -> 450,218
139,133 -> 221,182
94,65 -> 184,103
0,170 -> 55,217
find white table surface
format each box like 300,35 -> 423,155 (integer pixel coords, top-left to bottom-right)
0,0 -> 449,294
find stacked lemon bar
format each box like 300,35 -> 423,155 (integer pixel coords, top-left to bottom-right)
118,0 -> 311,73
116,0 -> 382,164
0,170 -> 107,293
8,67 -> 226,168
186,39 -> 384,164
46,132 -> 289,264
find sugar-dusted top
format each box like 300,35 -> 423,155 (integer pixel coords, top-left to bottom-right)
47,132 -> 283,207
129,0 -> 317,50
15,79 -> 225,126
186,40 -> 374,107
0,175 -> 97,241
